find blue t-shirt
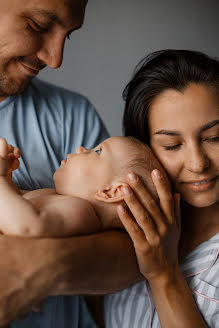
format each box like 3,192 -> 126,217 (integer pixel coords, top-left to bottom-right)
0,78 -> 109,328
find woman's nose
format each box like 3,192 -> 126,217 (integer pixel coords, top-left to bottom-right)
76,146 -> 89,154
185,146 -> 210,173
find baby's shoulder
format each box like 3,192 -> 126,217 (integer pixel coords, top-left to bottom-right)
22,188 -> 68,210
21,188 -> 56,199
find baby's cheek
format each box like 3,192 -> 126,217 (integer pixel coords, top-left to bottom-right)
78,166 -> 92,179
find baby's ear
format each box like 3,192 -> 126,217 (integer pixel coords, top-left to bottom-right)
94,182 -> 128,203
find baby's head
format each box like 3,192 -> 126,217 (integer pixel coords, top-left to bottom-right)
54,136 -> 162,198
54,136 -> 168,226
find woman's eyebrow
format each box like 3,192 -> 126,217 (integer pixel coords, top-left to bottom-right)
199,120 -> 219,133
154,120 -> 219,136
154,130 -> 180,136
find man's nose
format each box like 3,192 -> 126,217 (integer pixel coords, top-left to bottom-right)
36,36 -> 65,69
185,145 -> 210,173
76,146 -> 89,154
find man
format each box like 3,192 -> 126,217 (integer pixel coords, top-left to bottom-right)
0,0 -> 141,327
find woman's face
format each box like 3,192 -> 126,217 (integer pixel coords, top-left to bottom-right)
149,83 -> 219,208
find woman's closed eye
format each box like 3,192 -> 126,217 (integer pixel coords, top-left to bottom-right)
95,147 -> 102,155
163,144 -> 182,151
163,136 -> 219,151
202,136 -> 219,143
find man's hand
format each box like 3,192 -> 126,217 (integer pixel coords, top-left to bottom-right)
0,231 -> 142,325
0,236 -> 55,326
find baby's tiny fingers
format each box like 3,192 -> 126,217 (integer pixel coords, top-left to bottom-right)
0,138 -> 8,158
10,158 -> 20,171
13,146 -> 21,158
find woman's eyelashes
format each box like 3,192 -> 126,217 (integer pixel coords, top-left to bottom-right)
164,144 -> 182,151
163,136 -> 219,151
203,136 -> 219,143
95,147 -> 102,155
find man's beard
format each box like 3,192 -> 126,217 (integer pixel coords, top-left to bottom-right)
0,72 -> 33,97
0,57 -> 45,97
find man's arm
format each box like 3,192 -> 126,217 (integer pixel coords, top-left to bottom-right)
0,231 -> 141,326
49,230 -> 142,295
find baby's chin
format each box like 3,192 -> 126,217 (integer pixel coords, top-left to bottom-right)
53,170 -> 64,194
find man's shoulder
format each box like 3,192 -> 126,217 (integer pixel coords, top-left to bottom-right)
29,78 -> 91,105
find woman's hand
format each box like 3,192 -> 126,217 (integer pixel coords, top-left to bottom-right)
117,169 -> 181,283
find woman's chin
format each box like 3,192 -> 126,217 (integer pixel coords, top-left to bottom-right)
182,193 -> 219,208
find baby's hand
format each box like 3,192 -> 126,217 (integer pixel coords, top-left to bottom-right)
0,138 -> 21,177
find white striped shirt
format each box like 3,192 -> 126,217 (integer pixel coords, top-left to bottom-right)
104,232 -> 219,327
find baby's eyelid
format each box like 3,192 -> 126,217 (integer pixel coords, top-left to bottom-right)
95,147 -> 102,154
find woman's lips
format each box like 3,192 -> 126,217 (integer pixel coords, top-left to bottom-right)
182,177 -> 217,192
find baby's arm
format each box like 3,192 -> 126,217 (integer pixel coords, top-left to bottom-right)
0,138 -> 44,236
38,197 -> 101,237
0,138 -> 101,237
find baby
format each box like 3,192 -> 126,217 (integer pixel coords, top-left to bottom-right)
0,136 -> 163,237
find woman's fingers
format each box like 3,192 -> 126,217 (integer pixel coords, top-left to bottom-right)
121,185 -> 161,244
125,173 -> 167,233
151,169 -> 175,224
117,204 -> 147,246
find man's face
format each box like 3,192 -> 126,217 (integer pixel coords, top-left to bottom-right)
0,0 -> 87,100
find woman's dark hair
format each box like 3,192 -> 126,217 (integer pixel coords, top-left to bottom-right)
123,49 -> 219,144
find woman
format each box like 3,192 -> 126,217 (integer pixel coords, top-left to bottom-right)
104,50 -> 219,327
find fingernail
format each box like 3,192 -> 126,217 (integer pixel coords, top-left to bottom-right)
152,169 -> 161,178
127,173 -> 137,182
122,186 -> 133,196
117,205 -> 125,213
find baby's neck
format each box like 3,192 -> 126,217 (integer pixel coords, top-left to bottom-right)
91,200 -> 124,231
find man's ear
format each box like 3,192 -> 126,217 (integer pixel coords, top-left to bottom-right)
94,182 -> 128,203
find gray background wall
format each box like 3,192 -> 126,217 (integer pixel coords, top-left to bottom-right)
40,0 -> 219,136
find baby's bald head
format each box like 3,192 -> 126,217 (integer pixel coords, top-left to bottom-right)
113,137 -> 168,202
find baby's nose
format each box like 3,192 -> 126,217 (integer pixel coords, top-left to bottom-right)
76,146 -> 88,154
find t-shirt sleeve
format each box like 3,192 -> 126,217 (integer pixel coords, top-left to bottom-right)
61,91 -> 109,154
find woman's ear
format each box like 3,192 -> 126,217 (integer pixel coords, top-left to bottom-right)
94,182 -> 128,203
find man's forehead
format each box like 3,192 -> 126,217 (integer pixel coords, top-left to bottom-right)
20,0 -> 87,25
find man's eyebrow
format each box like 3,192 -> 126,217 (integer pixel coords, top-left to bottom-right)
154,120 -> 219,136
25,8 -> 82,30
24,8 -> 65,27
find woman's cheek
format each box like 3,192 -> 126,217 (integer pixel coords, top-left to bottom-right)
156,152 -> 180,180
